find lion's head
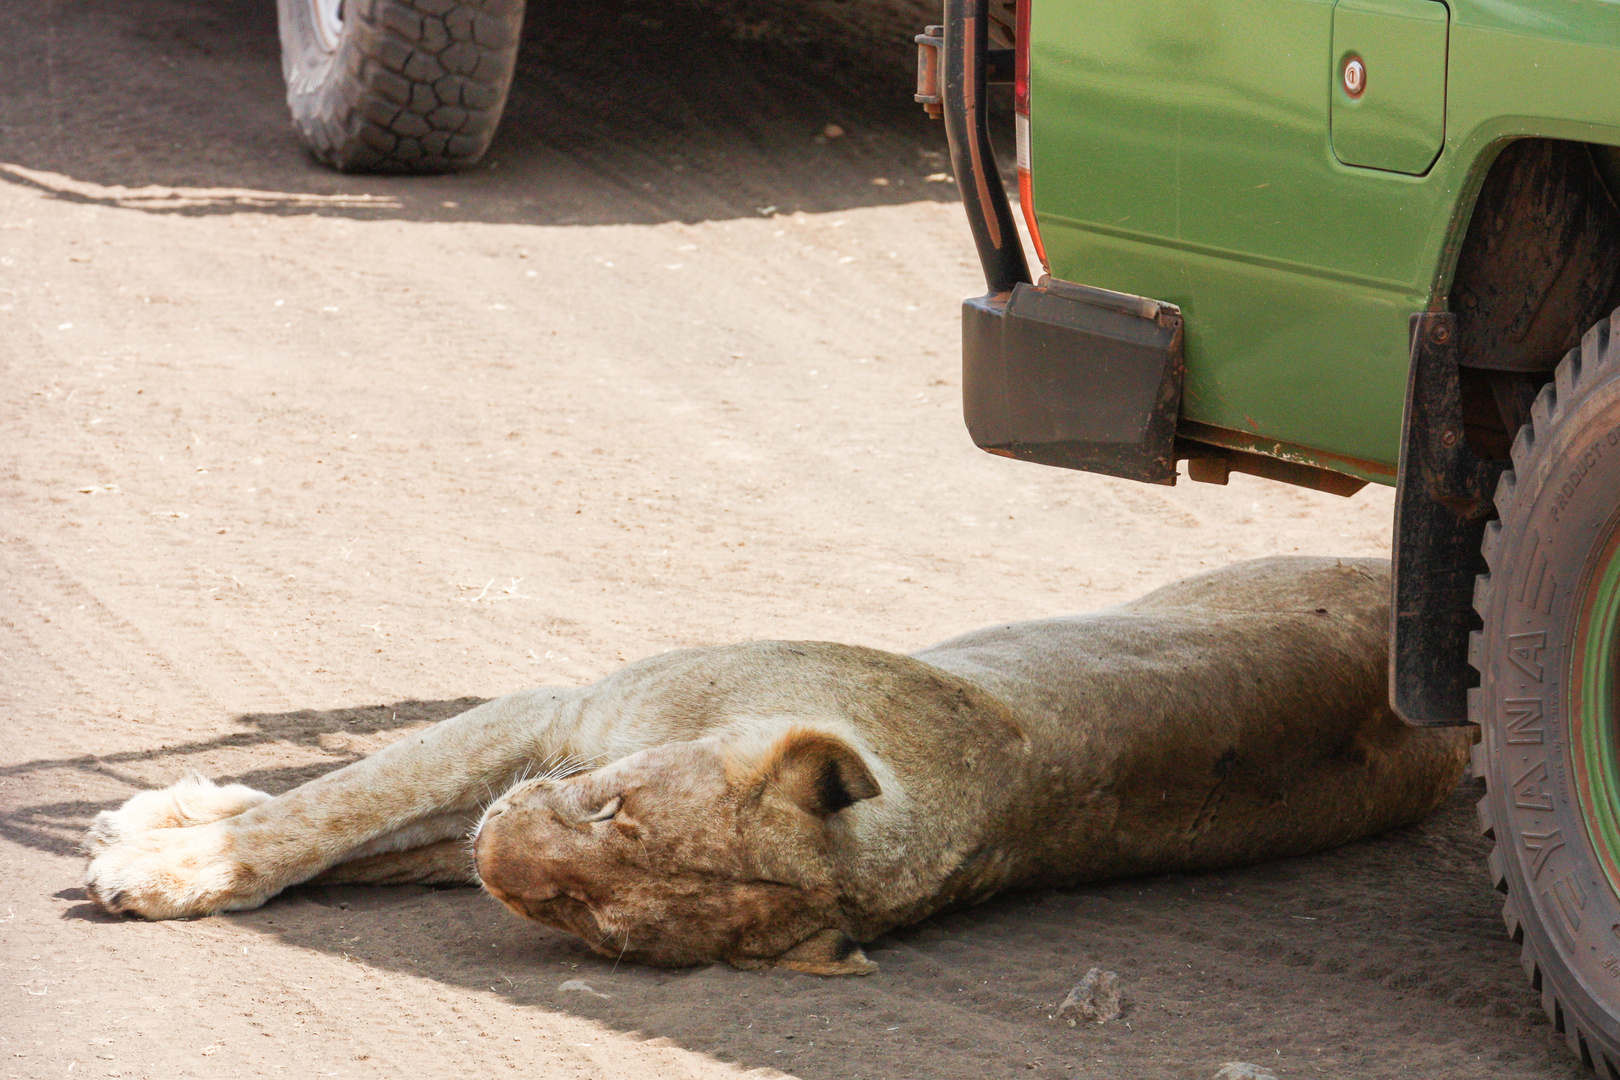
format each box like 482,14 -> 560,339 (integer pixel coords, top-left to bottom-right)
471,727 -> 882,974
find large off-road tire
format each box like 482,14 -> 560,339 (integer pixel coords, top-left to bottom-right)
1474,308 -> 1620,1074
277,0 -> 525,173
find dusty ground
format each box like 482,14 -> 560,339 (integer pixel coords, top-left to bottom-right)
0,1 -> 1591,1078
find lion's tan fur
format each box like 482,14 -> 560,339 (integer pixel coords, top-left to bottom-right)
83,557 -> 1469,974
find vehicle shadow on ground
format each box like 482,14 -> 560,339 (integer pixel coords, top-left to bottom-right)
11,703 -> 1583,1079
0,0 -> 994,228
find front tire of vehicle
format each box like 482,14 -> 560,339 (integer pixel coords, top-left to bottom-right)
277,0 -> 525,173
1473,307 -> 1620,1075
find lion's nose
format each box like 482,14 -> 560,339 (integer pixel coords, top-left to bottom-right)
473,809 -> 564,903
469,798 -> 509,848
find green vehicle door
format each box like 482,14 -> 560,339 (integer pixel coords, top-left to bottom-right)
1027,0 -> 1454,480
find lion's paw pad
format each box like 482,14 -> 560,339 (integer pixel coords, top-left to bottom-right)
82,774 -> 271,918
84,820 -> 256,919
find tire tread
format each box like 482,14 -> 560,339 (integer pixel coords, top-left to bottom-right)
1472,306 -> 1620,1072
281,0 -> 524,174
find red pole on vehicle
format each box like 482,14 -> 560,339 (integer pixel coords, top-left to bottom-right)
1013,0 -> 1049,274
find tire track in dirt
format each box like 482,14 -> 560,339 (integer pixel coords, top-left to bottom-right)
0,531 -> 208,717
0,523 -> 367,739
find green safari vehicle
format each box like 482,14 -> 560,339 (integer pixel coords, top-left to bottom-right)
917,0 -> 1620,1069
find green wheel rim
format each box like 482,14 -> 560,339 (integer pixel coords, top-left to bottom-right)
1574,520 -> 1620,897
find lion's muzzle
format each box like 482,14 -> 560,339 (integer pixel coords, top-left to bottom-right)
473,783 -> 615,919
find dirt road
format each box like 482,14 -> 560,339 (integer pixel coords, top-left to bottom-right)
0,1 -> 1587,1078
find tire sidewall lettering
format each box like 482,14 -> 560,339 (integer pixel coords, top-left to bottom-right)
1486,385 -> 1620,1038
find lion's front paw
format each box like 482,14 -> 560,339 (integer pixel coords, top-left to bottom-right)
83,772 -> 271,857
83,774 -> 273,919
85,820 -> 265,919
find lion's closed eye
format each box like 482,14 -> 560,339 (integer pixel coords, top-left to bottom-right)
586,795 -> 622,823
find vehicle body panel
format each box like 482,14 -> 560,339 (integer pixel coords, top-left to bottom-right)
1026,0 -> 1620,482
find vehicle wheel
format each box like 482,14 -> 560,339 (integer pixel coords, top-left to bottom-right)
277,0 -> 525,173
1474,307 -> 1620,1074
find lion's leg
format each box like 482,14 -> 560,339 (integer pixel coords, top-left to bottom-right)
84,688 -> 584,919
307,839 -> 477,887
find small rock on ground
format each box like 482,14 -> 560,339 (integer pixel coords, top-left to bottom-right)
558,979 -> 610,999
1055,967 -> 1122,1024
1214,1064 -> 1278,1080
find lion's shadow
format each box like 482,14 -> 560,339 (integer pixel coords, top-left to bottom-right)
205,778 -> 1561,1080
0,697 -> 482,859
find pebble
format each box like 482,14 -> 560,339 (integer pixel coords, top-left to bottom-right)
1055,967 -> 1122,1024
1214,1064 -> 1278,1080
557,978 -> 610,999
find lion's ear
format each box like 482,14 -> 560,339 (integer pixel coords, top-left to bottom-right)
774,928 -> 878,976
764,730 -> 880,818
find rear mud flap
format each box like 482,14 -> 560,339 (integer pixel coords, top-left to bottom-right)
963,279 -> 1184,484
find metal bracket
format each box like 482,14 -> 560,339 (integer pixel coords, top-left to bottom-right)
917,28 -> 1011,119
1390,311 -> 1506,725
915,26 -> 945,118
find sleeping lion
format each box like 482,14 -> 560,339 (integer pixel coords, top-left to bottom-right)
83,556 -> 1469,975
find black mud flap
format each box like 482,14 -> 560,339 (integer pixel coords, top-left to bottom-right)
963,278 -> 1184,484
1390,311 -> 1505,725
